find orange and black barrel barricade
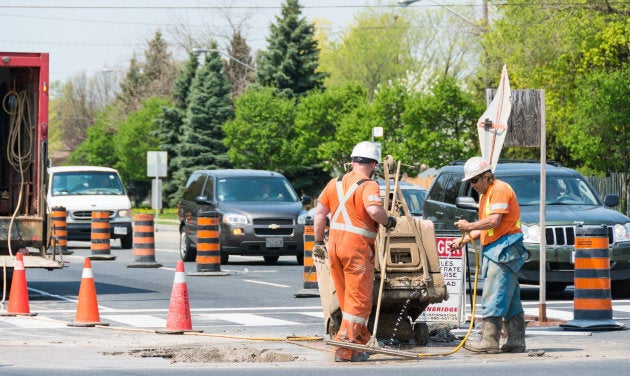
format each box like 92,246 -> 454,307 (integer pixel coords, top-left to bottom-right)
295,220 -> 319,297
88,211 -> 116,260
188,211 -> 230,276
50,206 -> 73,255
561,225 -> 624,331
127,214 -> 162,268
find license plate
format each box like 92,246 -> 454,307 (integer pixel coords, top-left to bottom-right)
114,226 -> 127,235
266,237 -> 283,248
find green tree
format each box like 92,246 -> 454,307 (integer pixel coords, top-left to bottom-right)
171,43 -> 234,199
402,76 -> 481,168
119,31 -> 177,112
225,30 -> 255,99
256,0 -> 325,97
114,97 -> 170,184
224,86 -> 295,171
293,84 -> 368,179
319,8 -> 414,97
67,104 -> 122,167
142,30 -> 177,98
483,1 -> 630,170
570,70 -> 630,174
156,52 -> 200,206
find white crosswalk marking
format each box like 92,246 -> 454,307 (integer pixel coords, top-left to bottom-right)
199,313 -> 300,326
0,316 -> 67,329
524,307 -> 573,321
299,311 -> 324,318
100,314 -> 167,327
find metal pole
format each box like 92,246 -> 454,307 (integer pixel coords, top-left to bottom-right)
539,90 -> 547,322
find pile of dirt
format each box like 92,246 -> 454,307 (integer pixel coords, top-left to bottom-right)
120,344 -> 301,364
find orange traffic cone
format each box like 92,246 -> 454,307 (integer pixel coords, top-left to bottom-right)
156,261 -> 202,334
1,252 -> 36,316
67,258 -> 108,327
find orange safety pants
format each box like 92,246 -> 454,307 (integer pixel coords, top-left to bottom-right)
328,237 -> 375,360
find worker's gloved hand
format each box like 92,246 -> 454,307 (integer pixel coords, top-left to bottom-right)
313,241 -> 327,260
384,216 -> 397,230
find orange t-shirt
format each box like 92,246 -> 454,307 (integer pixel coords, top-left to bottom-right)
478,179 -> 521,246
318,171 -> 383,244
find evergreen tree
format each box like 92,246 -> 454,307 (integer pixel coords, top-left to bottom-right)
256,0 -> 326,97
118,31 -> 177,113
156,52 -> 200,206
119,54 -> 143,112
225,30 -> 254,99
143,30 -> 177,99
171,42 -> 234,200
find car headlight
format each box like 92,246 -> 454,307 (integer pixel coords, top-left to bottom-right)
118,210 -> 130,218
522,224 -> 541,244
613,223 -> 630,242
222,213 -> 248,225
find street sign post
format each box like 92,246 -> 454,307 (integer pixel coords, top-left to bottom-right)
147,151 -> 167,229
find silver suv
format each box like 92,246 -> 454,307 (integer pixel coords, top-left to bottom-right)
177,170 -> 310,265
423,160 -> 630,296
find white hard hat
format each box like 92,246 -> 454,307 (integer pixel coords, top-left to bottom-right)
351,141 -> 380,163
462,156 -> 492,181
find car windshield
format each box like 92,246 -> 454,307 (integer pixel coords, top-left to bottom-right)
216,177 -> 300,203
502,175 -> 600,206
51,171 -> 125,196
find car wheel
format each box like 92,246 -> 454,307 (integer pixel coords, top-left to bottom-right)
612,279 -> 630,298
179,227 -> 196,262
263,255 -> 279,263
296,253 -> 304,265
220,251 -> 229,265
120,233 -> 133,249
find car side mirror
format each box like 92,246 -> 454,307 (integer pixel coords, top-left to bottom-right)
301,195 -> 312,205
195,195 -> 212,206
603,194 -> 619,207
456,196 -> 479,210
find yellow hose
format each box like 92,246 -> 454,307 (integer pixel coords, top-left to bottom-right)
412,232 -> 480,358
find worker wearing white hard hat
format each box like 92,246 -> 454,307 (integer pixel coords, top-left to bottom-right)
449,156 -> 528,354
313,141 -> 395,362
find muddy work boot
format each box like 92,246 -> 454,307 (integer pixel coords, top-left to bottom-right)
501,312 -> 526,353
464,316 -> 502,354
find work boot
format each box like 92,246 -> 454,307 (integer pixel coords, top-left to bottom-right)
464,316 -> 501,353
501,312 -> 526,353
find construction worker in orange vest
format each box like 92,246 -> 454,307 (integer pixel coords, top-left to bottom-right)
448,156 -> 529,353
313,141 -> 397,362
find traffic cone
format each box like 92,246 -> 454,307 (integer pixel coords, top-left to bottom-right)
156,261 -> 202,334
67,258 -> 108,327
1,252 -> 36,316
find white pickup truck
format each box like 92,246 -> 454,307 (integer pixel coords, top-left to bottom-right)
47,166 -> 133,248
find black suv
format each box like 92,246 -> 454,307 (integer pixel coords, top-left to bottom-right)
178,169 -> 310,265
423,160 -> 630,295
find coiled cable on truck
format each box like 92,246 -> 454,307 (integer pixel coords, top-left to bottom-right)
2,89 -> 33,260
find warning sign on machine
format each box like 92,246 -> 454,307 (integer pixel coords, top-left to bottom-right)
418,236 -> 466,325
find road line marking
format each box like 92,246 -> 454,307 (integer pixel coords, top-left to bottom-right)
243,279 -> 290,288
0,316 -> 67,329
524,307 -> 573,321
28,287 -> 115,312
100,314 -> 167,327
32,306 -> 322,314
199,313 -> 299,326
299,311 -> 324,318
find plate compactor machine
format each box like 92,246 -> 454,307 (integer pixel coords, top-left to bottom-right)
314,156 -> 448,349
